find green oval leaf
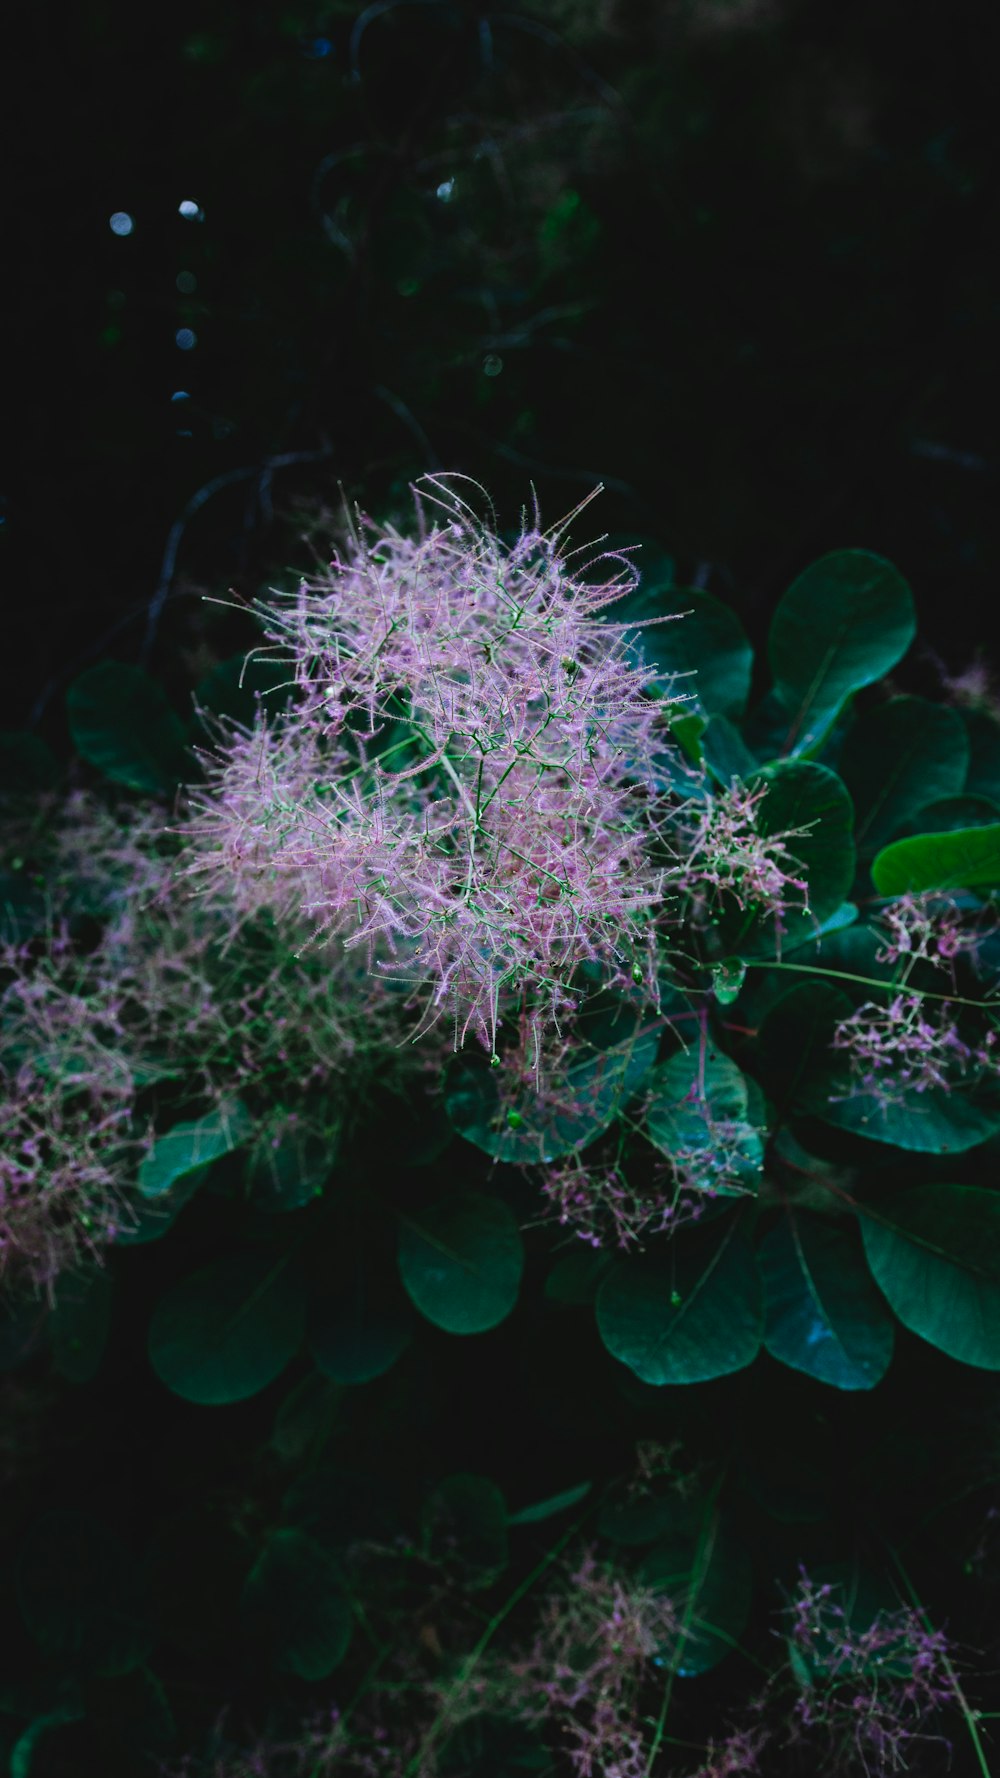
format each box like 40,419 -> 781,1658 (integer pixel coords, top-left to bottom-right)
194,652 -> 292,729
756,980 -> 854,1109
759,1214 -> 894,1389
871,823 -> 1000,895
700,714 -> 760,786
397,1193 -> 524,1334
67,661 -> 189,792
446,1009 -> 658,1164
723,761 -> 855,956
644,1050 -> 763,1194
138,1099 -> 252,1199
308,1199 -> 412,1385
422,1473 -> 509,1587
768,551 -> 915,755
596,1219 -> 762,1385
631,585 -> 754,718
148,1250 -> 306,1404
812,1073 -> 1000,1154
9,1709 -> 85,1778
241,1529 -> 352,1679
837,697 -> 969,855
710,957 -> 747,1005
860,1185 -> 1000,1368
598,1488 -> 682,1545
507,1481 -> 592,1526
641,1504 -> 753,1675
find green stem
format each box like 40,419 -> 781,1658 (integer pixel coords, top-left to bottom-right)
404,1509 -> 593,1776
745,958 -> 996,1011
644,1469 -> 727,1775
885,1545 -> 993,1778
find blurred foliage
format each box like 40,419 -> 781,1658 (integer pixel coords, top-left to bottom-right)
7,0 -> 1000,731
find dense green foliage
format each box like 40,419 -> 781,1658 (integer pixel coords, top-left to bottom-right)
6,4 -> 1000,1772
4,522 -> 1000,1776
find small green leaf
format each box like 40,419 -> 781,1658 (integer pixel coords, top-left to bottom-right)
246,1128 -> 331,1212
670,711 -> 706,764
598,1489 -> 682,1545
271,1372 -> 341,1463
768,551 -> 915,755
700,714 -> 760,786
596,1219 -> 763,1385
760,1215 -> 894,1389
644,1050 -> 763,1193
308,1196 -> 412,1385
194,652 -> 292,728
642,1504 -> 753,1675
9,1710 -> 85,1778
507,1481 -> 592,1526
398,1194 -> 524,1334
67,661 -> 189,792
138,1099 -> 252,1199
116,1167 -> 207,1245
241,1529 -> 352,1679
446,1007 -> 658,1163
148,1250 -> 306,1404
871,823 -> 1000,894
813,1076 -> 1000,1154
812,901 -> 859,938
837,697 -> 969,854
630,586 -> 754,718
860,1185 -> 1000,1368
757,981 -> 853,1108
422,1474 -> 509,1587
723,761 -> 856,956
710,957 -> 747,1005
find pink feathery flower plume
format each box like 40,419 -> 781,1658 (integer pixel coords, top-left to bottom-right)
185,477 -> 680,1052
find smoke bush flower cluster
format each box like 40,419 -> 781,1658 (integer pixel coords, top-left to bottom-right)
162,1706 -> 414,1778
540,1156 -> 678,1250
874,892 -> 987,976
688,1725 -> 769,1777
540,1138 -> 753,1252
830,991 -> 1000,1108
508,1548 -> 680,1777
664,781 -> 811,942
0,930 -> 150,1295
784,1570 -> 955,1774
157,1541 -> 962,1778
0,792 -> 425,1298
937,650 -> 1000,721
185,478 -> 675,1051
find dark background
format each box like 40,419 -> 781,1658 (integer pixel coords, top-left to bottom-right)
6,0 -> 1000,728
